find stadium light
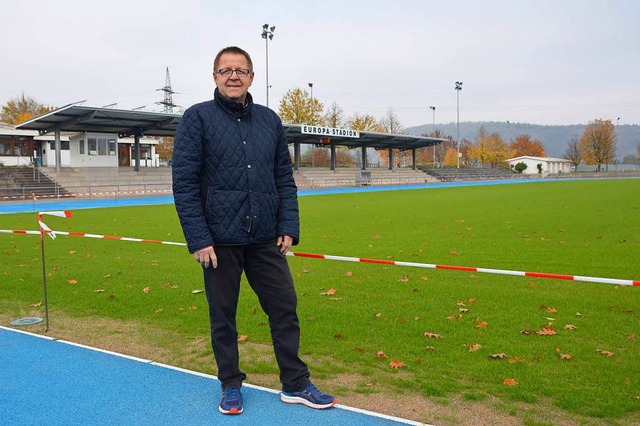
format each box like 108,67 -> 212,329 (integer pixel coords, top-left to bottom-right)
261,24 -> 276,107
455,81 -> 463,168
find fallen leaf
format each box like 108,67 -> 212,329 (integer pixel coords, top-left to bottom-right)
596,349 -> 615,357
559,353 -> 572,360
398,275 -> 410,282
143,286 -> 150,294
103,274 -> 111,279
307,316 -> 316,321
450,250 -> 460,256
627,334 -> 636,340
447,315 -> 462,321
171,284 -> 179,289
621,308 -> 633,313
66,279 -> 78,284
503,378 -> 518,387
345,271 -> 353,277
423,332 -> 443,339
334,333 -> 345,339
389,360 -> 405,369
302,269 -> 310,273
508,357 -> 526,363
372,234 -> 381,239
459,308 -> 470,313
468,298 -> 476,304
93,289 -> 105,293
414,316 -> 420,321
420,276 -> 429,281
374,313 -> 382,318
456,301 -> 466,307
489,353 -> 506,359
237,335 -> 248,342
188,305 -> 197,310
537,326 -> 556,336
320,288 -> 337,296
353,347 -> 364,352
563,324 -> 577,330
476,321 -> 488,328
191,289 -> 204,294
520,329 -> 535,335
425,346 -> 436,351
466,343 -> 482,352
376,351 -> 388,358
155,308 -> 164,313
69,250 -> 76,254
29,301 -> 42,308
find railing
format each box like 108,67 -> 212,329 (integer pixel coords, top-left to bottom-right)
0,183 -> 173,202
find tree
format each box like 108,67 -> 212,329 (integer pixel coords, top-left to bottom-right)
579,119 -> 616,172
347,113 -> 384,132
444,147 -> 458,167
324,102 -> 345,128
379,108 -> 404,135
1,93 -> 54,125
278,88 -> 324,125
514,162 -> 528,173
468,127 -> 509,168
564,135 -> 582,171
156,137 -> 174,161
510,134 -> 546,157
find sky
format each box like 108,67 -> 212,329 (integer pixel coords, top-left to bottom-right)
1,0 -> 638,128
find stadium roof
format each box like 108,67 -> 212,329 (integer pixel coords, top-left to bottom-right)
16,104 -> 445,149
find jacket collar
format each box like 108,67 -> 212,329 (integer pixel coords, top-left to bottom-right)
214,88 -> 253,118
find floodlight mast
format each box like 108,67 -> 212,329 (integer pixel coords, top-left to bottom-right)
261,24 -> 276,108
455,81 -> 463,168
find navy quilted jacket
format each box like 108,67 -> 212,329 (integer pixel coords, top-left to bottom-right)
172,89 -> 299,253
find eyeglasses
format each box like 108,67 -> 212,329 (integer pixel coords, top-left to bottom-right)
215,68 -> 252,78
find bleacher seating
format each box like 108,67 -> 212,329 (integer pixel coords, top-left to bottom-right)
421,167 -> 520,182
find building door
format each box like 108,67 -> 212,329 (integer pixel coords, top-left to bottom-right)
118,144 -> 130,167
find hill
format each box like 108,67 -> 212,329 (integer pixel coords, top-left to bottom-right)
405,121 -> 640,161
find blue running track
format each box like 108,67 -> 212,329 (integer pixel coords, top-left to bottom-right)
0,326 -> 425,425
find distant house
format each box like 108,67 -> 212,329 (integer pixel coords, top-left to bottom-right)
506,156 -> 572,175
0,122 -> 159,168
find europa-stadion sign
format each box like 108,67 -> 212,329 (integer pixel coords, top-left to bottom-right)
301,125 -> 360,138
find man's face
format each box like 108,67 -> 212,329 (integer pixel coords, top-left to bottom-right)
213,53 -> 254,103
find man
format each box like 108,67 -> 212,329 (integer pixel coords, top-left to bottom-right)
172,46 -> 336,415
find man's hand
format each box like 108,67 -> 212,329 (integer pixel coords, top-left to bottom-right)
277,235 -> 293,254
194,246 -> 217,268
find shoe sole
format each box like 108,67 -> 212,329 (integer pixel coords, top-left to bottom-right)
280,393 -> 337,409
218,406 -> 243,415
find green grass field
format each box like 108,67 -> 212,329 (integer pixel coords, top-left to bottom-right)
1,179 -> 639,424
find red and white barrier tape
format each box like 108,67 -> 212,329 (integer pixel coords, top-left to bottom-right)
1,225 -> 638,287
1,189 -> 172,201
285,252 -> 640,287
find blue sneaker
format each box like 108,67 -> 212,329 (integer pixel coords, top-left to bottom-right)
281,383 -> 336,409
218,387 -> 243,415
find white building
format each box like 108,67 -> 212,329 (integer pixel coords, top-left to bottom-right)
0,123 -> 160,168
506,156 -> 572,175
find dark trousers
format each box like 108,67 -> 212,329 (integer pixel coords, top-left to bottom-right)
203,241 -> 310,392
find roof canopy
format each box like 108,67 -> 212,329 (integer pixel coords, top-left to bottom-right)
16,104 -> 182,138
16,104 -> 445,150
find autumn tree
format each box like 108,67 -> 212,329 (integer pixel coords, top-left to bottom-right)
444,147 -> 458,167
324,102 -> 345,128
379,108 -> 404,135
510,134 -> 546,157
379,108 -> 407,166
1,93 -> 54,125
579,119 -> 616,171
347,113 -> 384,132
564,135 -> 581,171
468,127 -> 509,168
156,137 -> 174,161
278,88 -> 324,125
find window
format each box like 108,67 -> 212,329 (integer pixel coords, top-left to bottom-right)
108,139 -> 116,155
141,145 -> 151,159
88,138 -> 97,155
79,139 -> 85,154
98,138 -> 107,155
